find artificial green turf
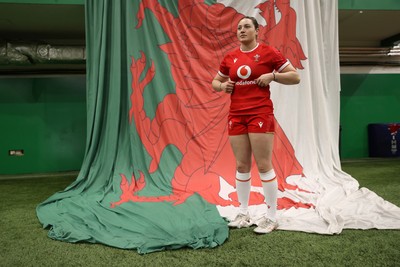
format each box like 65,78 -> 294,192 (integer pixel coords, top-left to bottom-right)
0,159 -> 399,266
341,158 -> 400,205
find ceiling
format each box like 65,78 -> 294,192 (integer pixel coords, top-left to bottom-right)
0,4 -> 85,45
338,9 -> 400,47
0,3 -> 399,72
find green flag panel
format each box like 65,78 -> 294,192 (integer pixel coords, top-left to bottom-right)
37,0 -> 230,254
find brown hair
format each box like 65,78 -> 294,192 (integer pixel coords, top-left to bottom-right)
239,16 -> 259,30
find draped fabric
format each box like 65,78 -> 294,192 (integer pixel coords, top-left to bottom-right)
37,0 -> 400,254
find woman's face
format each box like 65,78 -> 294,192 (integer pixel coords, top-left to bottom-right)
237,18 -> 258,43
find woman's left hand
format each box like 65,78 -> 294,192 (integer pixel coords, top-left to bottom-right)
255,73 -> 274,87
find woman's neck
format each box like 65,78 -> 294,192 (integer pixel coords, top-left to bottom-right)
240,41 -> 258,52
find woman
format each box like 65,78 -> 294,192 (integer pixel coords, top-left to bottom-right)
211,16 -> 300,234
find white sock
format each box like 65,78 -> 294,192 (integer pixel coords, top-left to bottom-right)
260,169 -> 278,221
236,171 -> 251,214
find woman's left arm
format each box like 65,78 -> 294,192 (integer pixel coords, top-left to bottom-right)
274,64 -> 300,85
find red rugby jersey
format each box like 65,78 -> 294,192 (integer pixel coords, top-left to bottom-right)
218,43 -> 289,115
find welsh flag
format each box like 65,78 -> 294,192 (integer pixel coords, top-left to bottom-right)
36,0 -> 400,254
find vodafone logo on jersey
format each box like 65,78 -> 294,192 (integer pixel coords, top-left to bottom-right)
237,65 -> 251,79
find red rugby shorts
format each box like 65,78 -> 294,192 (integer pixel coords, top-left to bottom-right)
228,114 -> 275,135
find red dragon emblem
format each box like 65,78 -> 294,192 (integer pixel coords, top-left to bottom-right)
111,0 -> 312,210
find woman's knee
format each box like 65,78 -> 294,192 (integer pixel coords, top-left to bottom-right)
256,162 -> 273,173
236,161 -> 251,173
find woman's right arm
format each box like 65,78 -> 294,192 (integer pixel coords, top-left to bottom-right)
212,74 -> 228,92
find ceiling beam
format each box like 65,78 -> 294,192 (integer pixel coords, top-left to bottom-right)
381,33 -> 400,46
339,0 -> 400,10
0,0 -> 83,4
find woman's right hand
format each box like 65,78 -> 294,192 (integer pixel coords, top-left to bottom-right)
222,80 -> 235,94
